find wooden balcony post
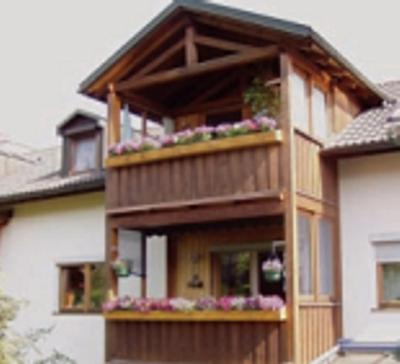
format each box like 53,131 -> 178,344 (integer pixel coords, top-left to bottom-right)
141,234 -> 147,298
280,53 -> 300,364
141,111 -> 148,138
107,83 -> 121,146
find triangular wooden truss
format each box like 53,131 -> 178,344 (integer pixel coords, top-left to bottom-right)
115,24 -> 277,93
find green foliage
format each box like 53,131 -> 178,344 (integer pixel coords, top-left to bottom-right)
243,77 -> 280,119
90,264 -> 107,310
0,288 -> 76,364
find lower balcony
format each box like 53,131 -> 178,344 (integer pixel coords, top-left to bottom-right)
106,310 -> 286,364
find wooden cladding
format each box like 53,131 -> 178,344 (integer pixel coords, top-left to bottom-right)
295,131 -> 337,204
106,136 -> 283,212
299,303 -> 340,364
106,320 -> 283,364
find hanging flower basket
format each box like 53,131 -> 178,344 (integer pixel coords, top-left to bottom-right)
262,258 -> 283,282
112,259 -> 131,278
263,270 -> 282,282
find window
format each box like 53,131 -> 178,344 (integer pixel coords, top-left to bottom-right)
71,136 -> 97,173
378,263 -> 400,308
290,72 -> 309,131
59,263 -> 107,313
318,218 -> 334,297
375,241 -> 400,308
298,214 -> 312,296
312,86 -> 329,140
211,243 -> 285,298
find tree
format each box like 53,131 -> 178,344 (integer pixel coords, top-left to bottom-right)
0,288 -> 75,364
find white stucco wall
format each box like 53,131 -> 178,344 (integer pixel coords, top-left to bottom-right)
0,192 -> 106,364
340,152 -> 400,342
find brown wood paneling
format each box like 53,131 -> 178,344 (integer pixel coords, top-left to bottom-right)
107,320 -> 283,364
299,303 -> 340,364
108,143 -> 282,212
171,223 -> 283,299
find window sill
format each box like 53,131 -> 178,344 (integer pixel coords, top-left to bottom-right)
53,310 -> 103,316
371,307 -> 400,313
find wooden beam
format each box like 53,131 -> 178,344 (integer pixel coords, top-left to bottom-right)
280,53 -> 300,363
122,93 -> 168,117
185,26 -> 198,65
100,19 -> 187,91
109,199 -> 284,230
107,84 -> 121,146
116,45 -> 278,92
135,40 -> 185,79
194,34 -> 257,52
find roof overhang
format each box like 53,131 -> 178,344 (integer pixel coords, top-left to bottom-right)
79,0 -> 387,110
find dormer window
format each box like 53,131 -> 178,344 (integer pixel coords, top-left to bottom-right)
57,111 -> 104,176
71,134 -> 97,173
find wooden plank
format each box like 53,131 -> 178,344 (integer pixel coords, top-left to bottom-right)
105,309 -> 287,322
194,34 -> 257,52
110,199 -> 284,229
107,190 -> 283,216
106,130 -> 282,168
134,39 -> 185,79
115,46 -> 278,91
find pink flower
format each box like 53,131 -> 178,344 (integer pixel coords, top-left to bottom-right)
258,295 -> 284,311
262,258 -> 283,273
218,296 -> 234,311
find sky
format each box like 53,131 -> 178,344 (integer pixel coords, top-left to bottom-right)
0,0 -> 399,148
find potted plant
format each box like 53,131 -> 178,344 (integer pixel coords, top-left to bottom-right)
243,77 -> 280,119
112,258 -> 132,278
262,258 -> 283,282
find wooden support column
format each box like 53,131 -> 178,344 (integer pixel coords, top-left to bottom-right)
141,111 -> 148,138
141,234 -> 147,298
107,84 -> 121,146
185,26 -> 198,65
280,53 -> 300,364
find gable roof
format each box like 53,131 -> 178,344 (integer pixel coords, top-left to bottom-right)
0,147 -> 104,207
57,109 -> 105,135
325,81 -> 400,155
79,0 -> 386,105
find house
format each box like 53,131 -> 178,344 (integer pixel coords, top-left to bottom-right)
0,0 -> 397,363
326,80 -> 400,351
77,0 -> 391,363
0,110 -> 107,363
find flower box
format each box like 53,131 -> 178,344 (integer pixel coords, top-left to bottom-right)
104,308 -> 287,322
106,130 -> 282,168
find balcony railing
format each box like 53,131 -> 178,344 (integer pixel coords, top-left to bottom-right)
105,130 -> 283,216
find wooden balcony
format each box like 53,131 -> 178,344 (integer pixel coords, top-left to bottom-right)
106,310 -> 286,364
106,131 -> 284,229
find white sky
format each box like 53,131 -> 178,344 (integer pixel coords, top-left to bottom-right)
0,0 -> 399,148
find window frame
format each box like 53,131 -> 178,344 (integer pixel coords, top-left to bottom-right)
298,211 -> 315,301
290,64 -> 332,141
58,262 -> 106,314
376,262 -> 400,310
209,242 -> 284,297
68,131 -> 101,175
298,209 -> 338,303
315,216 -> 336,302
